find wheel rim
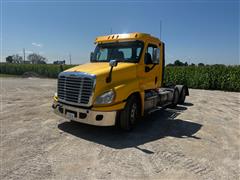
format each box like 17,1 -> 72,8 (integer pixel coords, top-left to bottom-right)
130,103 -> 137,124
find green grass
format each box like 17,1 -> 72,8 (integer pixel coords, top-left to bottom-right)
0,74 -> 20,77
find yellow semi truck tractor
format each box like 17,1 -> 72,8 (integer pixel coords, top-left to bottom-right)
52,32 -> 189,130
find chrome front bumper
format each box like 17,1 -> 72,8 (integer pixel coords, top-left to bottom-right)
52,101 -> 116,126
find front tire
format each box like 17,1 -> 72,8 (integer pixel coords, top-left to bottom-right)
117,95 -> 140,131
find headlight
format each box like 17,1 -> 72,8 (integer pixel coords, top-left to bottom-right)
94,90 -> 115,105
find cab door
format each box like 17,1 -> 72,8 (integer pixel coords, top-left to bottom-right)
138,43 -> 161,91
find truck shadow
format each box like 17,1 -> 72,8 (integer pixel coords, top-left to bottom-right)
58,103 -> 202,151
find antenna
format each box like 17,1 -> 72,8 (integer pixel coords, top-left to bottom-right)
110,28 -> 112,34
159,20 -> 162,39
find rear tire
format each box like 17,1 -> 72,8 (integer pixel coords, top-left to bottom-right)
178,86 -> 186,104
116,95 -> 140,131
171,88 -> 179,108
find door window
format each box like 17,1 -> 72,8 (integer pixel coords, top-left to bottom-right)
145,44 -> 160,64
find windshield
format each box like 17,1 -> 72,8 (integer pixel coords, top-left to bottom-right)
92,41 -> 144,63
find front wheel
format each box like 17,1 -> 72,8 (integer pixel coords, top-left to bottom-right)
116,95 -> 140,131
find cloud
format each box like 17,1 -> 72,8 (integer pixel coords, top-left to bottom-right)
32,42 -> 43,47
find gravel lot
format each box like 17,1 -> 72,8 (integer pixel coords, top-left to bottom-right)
0,78 -> 239,180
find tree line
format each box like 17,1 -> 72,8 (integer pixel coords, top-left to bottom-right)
167,60 -> 205,67
3,56 -> 212,67
6,53 -> 47,64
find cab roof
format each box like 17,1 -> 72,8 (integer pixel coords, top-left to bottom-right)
95,32 -> 161,44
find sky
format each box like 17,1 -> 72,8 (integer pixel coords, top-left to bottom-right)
1,0 -> 239,65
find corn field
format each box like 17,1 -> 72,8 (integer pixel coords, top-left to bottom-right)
1,63 -> 239,92
164,65 -> 240,92
0,63 -> 74,78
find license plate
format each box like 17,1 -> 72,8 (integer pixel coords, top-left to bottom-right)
66,112 -> 75,119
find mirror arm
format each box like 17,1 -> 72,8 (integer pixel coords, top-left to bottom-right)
145,64 -> 156,72
106,66 -> 114,83
150,64 -> 156,70
106,59 -> 118,83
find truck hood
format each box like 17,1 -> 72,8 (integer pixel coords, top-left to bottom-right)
65,62 -> 137,77
65,62 -> 137,95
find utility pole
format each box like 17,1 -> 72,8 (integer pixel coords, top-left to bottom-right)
69,53 -> 72,65
23,48 -> 25,62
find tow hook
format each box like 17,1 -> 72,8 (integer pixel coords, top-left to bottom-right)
52,104 -> 59,109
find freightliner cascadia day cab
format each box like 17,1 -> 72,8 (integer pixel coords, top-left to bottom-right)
52,32 -> 189,130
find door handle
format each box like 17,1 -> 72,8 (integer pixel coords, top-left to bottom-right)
145,66 -> 150,72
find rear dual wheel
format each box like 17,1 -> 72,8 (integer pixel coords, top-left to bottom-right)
172,86 -> 187,107
171,88 -> 179,108
178,86 -> 186,104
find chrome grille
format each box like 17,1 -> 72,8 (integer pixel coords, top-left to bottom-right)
57,72 -> 95,106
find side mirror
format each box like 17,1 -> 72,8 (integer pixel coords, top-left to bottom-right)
90,52 -> 94,62
152,48 -> 160,64
109,59 -> 118,67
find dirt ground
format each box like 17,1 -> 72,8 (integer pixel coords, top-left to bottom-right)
0,78 -> 239,180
